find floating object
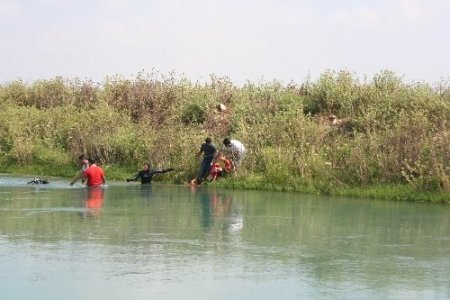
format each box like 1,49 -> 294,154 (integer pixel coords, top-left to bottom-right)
27,178 -> 50,184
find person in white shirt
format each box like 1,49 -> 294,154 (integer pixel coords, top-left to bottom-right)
221,138 -> 246,172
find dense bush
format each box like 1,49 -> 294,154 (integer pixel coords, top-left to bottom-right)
0,70 -> 449,192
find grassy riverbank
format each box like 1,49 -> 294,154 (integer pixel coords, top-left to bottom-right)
0,71 -> 449,202
1,158 -> 448,203
208,174 -> 449,203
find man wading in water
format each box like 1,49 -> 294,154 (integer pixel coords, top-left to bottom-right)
127,163 -> 174,184
70,157 -> 106,187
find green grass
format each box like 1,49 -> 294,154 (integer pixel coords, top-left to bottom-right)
331,184 -> 450,203
206,174 -> 450,203
0,156 -> 76,177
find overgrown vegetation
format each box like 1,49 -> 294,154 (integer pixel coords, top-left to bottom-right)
0,71 -> 449,201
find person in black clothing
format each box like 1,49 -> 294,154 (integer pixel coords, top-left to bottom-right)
127,163 -> 174,184
191,137 -> 217,186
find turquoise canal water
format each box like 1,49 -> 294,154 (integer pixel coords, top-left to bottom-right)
0,175 -> 449,299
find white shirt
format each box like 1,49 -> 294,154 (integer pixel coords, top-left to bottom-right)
223,139 -> 245,157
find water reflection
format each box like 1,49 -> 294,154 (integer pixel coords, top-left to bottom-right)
198,190 -> 214,228
196,189 -> 243,235
139,184 -> 154,200
81,187 -> 105,218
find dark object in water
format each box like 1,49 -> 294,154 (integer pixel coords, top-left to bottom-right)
28,178 -> 50,184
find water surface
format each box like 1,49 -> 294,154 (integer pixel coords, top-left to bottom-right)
0,175 -> 449,299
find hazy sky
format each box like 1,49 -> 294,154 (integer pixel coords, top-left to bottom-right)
1,0 -> 449,84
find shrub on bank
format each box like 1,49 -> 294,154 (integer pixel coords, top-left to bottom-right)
0,71 -> 449,194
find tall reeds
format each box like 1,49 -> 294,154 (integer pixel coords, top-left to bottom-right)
0,70 -> 449,192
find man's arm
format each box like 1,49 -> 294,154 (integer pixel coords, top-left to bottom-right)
126,172 -> 141,182
151,168 -> 175,175
214,152 -> 220,160
70,170 -> 84,186
230,160 -> 237,172
216,145 -> 229,161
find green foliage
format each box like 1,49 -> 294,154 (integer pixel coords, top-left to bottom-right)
181,103 -> 206,125
303,70 -> 358,115
0,70 -> 449,198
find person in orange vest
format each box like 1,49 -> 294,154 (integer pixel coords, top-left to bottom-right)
209,156 -> 232,181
